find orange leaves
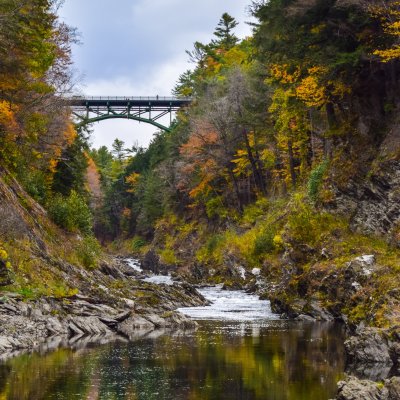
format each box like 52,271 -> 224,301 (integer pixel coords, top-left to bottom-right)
180,130 -> 218,157
178,127 -> 221,201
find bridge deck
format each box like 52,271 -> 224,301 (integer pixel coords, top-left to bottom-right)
68,96 -> 192,110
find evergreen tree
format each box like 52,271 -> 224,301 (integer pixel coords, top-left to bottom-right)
212,13 -> 239,50
112,138 -> 126,161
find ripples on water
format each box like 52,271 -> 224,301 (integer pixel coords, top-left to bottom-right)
0,272 -> 346,400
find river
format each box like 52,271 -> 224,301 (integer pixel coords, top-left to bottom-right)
0,277 -> 345,399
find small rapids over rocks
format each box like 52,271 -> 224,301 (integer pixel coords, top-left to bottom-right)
125,258 -> 278,321
178,285 -> 279,321
126,258 -> 175,285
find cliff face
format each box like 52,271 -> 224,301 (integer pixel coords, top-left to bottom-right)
332,113 -> 400,243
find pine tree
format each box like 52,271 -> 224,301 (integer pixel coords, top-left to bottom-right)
212,13 -> 239,50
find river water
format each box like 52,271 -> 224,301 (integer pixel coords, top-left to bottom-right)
0,278 -> 345,400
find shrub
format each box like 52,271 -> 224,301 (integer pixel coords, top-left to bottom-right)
76,235 -> 101,269
308,160 -> 328,203
242,197 -> 269,225
273,234 -> 285,250
287,197 -> 316,244
131,236 -> 146,252
205,196 -> 229,220
47,190 -> 93,234
159,248 -> 178,265
21,170 -> 49,204
253,227 -> 275,256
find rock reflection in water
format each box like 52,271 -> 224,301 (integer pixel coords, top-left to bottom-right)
0,321 -> 345,400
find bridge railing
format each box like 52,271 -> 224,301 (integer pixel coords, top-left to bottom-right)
66,96 -> 192,102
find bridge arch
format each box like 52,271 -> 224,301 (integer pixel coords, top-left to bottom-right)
68,96 -> 192,132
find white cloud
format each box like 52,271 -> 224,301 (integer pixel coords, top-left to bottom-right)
60,0 -> 255,148
83,54 -> 187,149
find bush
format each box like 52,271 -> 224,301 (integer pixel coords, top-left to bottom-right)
205,196 -> 229,220
253,227 -> 275,256
242,197 -> 269,225
76,235 -> 101,269
47,190 -> 93,234
308,160 -> 328,203
21,170 -> 49,204
131,236 -> 146,252
159,248 -> 178,265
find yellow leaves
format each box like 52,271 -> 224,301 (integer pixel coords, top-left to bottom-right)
272,234 -> 284,250
296,75 -> 326,107
232,148 -> 251,177
368,0 -> 400,62
125,172 -> 141,194
310,23 -> 326,35
387,20 -> 400,35
269,64 -> 300,84
188,159 -> 217,199
374,46 -> 400,62
223,47 -> 248,68
0,101 -> 18,132
63,123 -> 77,145
0,248 -> 8,261
204,56 -> 223,76
260,148 -> 276,169
48,158 -> 58,174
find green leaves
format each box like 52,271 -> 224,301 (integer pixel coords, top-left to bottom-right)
47,190 -> 93,234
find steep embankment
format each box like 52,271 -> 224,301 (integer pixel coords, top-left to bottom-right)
0,167 -> 207,358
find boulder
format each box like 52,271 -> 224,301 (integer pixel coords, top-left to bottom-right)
345,328 -> 392,365
386,377 -> 400,400
335,376 -> 384,400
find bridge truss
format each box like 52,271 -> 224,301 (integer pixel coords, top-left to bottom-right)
68,96 -> 192,132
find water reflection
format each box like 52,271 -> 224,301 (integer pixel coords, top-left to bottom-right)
0,321 -> 345,400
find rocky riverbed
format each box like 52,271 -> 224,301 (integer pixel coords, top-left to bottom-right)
0,258 -> 207,359
1,254 -> 400,400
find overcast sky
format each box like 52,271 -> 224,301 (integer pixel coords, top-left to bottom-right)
59,0 -> 254,149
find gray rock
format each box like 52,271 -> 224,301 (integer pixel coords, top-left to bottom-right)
345,328 -> 392,365
334,376 -> 400,400
386,377 -> 400,400
334,159 -> 400,239
335,376 -> 385,400
307,301 -> 335,321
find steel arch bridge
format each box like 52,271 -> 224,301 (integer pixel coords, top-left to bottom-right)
67,96 -> 192,132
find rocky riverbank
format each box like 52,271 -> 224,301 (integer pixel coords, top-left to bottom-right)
0,258 -> 207,359
140,246 -> 400,400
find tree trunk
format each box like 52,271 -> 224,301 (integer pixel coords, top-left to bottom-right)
287,139 -> 297,188
325,102 -> 337,158
242,128 -> 266,194
227,166 -> 243,213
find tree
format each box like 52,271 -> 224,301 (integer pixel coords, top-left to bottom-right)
112,138 -> 126,161
212,13 -> 239,50
367,0 -> 400,62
